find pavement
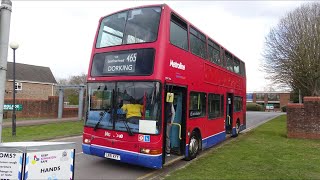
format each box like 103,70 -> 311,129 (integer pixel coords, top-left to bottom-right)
2,117 -> 80,128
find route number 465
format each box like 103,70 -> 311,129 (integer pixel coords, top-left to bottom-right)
126,53 -> 137,62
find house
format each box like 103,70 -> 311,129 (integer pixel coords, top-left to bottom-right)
5,62 -> 57,100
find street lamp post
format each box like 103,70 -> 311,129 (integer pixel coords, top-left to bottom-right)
10,41 -> 19,136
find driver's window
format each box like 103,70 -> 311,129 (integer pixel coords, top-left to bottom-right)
90,84 -> 114,110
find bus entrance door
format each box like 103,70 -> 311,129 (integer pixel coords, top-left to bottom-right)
170,91 -> 182,155
164,85 -> 186,164
226,93 -> 233,134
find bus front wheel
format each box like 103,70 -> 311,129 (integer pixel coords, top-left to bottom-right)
186,131 -> 200,160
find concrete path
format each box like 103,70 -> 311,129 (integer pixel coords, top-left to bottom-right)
2,117 -> 80,128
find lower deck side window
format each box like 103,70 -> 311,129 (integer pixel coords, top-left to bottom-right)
234,96 -> 243,112
189,92 -> 206,118
208,93 -> 224,119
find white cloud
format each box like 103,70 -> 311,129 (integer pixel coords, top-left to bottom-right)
7,1 -> 306,91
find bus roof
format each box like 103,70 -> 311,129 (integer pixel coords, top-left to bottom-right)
97,3 -> 245,64
100,4 -> 165,21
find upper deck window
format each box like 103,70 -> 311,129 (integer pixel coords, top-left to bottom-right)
240,61 -> 246,76
170,14 -> 188,51
234,57 -> 240,74
190,27 -> 207,59
225,51 -> 234,72
96,7 -> 161,48
208,39 -> 221,65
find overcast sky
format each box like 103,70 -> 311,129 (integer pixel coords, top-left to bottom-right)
7,1 -> 308,91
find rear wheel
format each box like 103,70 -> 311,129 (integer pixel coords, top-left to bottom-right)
186,131 -> 200,160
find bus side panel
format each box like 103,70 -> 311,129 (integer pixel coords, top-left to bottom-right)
241,111 -> 247,131
202,131 -> 226,149
184,130 -> 226,157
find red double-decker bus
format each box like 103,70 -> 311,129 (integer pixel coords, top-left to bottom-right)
82,4 -> 246,169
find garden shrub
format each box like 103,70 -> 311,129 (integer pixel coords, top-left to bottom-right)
246,103 -> 264,111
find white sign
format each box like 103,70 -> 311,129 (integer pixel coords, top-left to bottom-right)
25,149 -> 74,180
139,120 -> 157,134
0,152 -> 23,180
266,105 -> 274,110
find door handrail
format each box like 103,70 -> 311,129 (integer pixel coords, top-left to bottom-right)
172,123 -> 182,140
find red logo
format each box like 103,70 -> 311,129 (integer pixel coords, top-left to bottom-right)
138,134 -> 144,142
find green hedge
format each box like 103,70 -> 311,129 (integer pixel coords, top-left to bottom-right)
246,103 -> 264,111
281,106 -> 287,112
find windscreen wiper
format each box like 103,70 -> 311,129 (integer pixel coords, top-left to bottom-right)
94,110 -> 108,131
122,119 -> 134,136
117,114 -> 134,136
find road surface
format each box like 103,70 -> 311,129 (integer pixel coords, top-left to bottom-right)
53,111 -> 284,179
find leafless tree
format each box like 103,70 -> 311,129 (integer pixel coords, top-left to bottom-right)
56,73 -> 87,104
263,2 -> 320,96
68,73 -> 87,85
57,73 -> 87,85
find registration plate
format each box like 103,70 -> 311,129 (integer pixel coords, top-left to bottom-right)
105,153 -> 120,160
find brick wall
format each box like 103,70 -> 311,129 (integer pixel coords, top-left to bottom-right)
5,81 -> 55,100
287,97 -> 320,139
4,96 -> 79,119
280,93 -> 290,108
63,108 -> 79,118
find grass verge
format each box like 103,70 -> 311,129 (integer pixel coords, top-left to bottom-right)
2,121 -> 84,142
3,117 -> 57,123
166,115 -> 320,180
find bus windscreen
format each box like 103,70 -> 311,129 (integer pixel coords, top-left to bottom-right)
86,81 -> 161,135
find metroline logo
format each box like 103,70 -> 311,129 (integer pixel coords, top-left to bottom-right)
170,59 -> 185,70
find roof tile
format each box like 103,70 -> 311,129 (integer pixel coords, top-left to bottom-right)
6,62 -> 57,84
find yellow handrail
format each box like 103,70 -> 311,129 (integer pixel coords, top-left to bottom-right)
171,123 -> 182,140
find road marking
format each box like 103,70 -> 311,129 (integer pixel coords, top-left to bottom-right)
137,170 -> 157,180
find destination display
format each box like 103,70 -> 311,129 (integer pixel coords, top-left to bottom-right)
103,52 -> 137,74
91,48 -> 155,76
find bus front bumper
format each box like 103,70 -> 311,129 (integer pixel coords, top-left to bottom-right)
82,144 -> 163,169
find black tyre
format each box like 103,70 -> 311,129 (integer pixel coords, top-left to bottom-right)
185,131 -> 200,160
